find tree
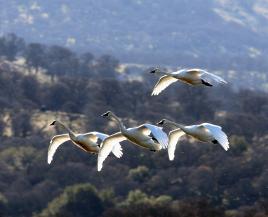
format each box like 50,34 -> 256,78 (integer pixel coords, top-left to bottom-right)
0,33 -> 25,61
11,110 -> 32,137
46,45 -> 79,76
79,52 -> 95,76
25,43 -> 47,73
94,55 -> 119,78
36,183 -> 104,217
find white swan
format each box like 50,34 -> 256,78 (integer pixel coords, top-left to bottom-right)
48,120 -> 123,164
150,68 -> 227,95
97,111 -> 168,171
157,119 -> 229,161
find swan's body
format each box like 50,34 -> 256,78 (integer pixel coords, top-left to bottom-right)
48,121 -> 122,164
157,119 -> 229,161
150,68 -> 227,95
97,111 -> 168,171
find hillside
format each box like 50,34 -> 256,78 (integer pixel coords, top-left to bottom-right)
0,46 -> 268,217
2,0 -> 268,67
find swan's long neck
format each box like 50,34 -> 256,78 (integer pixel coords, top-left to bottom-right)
165,120 -> 186,131
56,121 -> 76,140
110,113 -> 126,132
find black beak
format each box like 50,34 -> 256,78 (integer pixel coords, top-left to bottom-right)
101,112 -> 109,117
157,120 -> 165,125
50,121 -> 56,126
150,67 -> 159,74
150,68 -> 157,73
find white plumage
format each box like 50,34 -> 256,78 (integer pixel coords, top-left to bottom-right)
157,119 -> 229,161
150,68 -> 227,95
48,121 -> 122,164
97,111 -> 169,171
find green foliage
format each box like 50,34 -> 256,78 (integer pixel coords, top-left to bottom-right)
128,165 -> 150,182
36,183 -> 103,217
230,135 -> 248,155
0,146 -> 36,171
120,189 -> 172,207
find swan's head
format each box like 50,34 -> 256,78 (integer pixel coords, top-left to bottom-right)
101,111 -> 112,118
157,119 -> 167,126
50,120 -> 57,126
149,67 -> 160,74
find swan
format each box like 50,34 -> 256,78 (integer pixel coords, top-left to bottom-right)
97,111 -> 168,171
48,120 -> 123,164
150,68 -> 227,95
157,119 -> 229,161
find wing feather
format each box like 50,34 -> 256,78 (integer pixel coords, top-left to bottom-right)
48,134 -> 70,164
202,123 -> 229,151
168,129 -> 185,161
152,75 -> 177,95
138,124 -> 169,149
200,70 -> 227,85
97,132 -> 126,171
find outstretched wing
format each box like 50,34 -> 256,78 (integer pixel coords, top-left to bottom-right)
97,132 -> 126,171
137,124 -> 169,149
151,75 -> 177,96
168,129 -> 185,161
48,134 -> 70,164
202,123 -> 229,151
111,143 -> 123,159
83,131 -> 123,159
200,70 -> 227,85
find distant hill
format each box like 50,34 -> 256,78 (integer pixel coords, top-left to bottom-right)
1,0 -> 268,67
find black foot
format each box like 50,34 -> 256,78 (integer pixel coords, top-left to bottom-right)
212,139 -> 218,144
202,79 -> 213,87
150,150 -> 156,152
151,137 -> 158,143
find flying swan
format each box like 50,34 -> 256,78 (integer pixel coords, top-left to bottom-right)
157,119 -> 229,161
97,111 -> 169,171
150,68 -> 227,95
48,120 -> 123,164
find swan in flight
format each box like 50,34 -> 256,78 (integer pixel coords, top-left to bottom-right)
150,68 -> 227,95
97,111 -> 168,171
157,119 -> 229,161
48,120 -> 123,164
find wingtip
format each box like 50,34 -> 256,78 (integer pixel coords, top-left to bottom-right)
151,90 -> 160,96
168,154 -> 175,161
97,163 -> 102,172
169,157 -> 174,161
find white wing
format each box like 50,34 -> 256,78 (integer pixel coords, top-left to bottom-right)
168,129 -> 185,161
82,131 -> 122,158
200,70 -> 227,85
137,124 -> 169,149
151,75 -> 177,96
111,143 -> 123,159
48,134 -> 70,164
202,123 -> 229,151
97,132 -> 126,172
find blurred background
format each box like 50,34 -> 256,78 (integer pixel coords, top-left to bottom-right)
0,1 -> 268,217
